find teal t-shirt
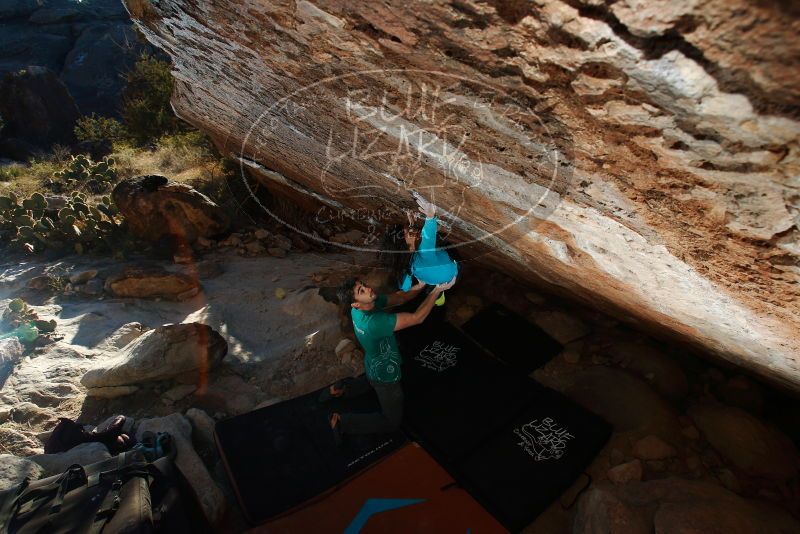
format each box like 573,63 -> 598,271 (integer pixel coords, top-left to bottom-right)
351,294 -> 402,383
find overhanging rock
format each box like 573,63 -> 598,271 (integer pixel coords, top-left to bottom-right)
124,0 -> 799,390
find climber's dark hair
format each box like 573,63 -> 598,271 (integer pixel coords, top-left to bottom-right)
337,277 -> 358,306
378,223 -> 413,288
336,277 -> 357,336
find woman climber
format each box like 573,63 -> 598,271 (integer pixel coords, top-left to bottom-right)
379,197 -> 458,305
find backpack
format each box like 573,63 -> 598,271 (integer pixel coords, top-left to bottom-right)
0,446 -> 209,533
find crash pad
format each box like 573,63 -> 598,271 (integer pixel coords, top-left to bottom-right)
463,304 -> 562,373
215,383 -> 406,525
254,443 -> 507,534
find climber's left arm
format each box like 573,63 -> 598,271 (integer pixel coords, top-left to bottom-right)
385,280 -> 426,307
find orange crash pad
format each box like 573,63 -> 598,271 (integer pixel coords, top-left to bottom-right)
251,443 -> 507,534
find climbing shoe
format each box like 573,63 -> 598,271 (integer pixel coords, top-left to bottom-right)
329,414 -> 343,446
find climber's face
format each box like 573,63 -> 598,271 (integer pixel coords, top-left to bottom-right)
351,280 -> 377,308
404,225 -> 420,250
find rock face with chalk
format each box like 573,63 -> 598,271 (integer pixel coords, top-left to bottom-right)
124,0 -> 799,391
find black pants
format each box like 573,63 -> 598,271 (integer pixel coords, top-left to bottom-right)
338,375 -> 404,435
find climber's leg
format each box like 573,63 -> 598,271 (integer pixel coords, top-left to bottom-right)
337,380 -> 404,435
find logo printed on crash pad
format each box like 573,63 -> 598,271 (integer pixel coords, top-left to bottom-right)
416,341 -> 460,372
514,417 -> 575,461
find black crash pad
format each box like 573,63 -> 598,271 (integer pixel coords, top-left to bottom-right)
399,320 -> 610,531
397,320 -> 507,393
453,386 -> 612,532
215,383 -> 406,525
463,304 -> 562,373
398,322 -> 545,461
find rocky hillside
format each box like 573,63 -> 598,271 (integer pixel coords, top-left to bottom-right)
124,0 -> 800,390
0,0 -> 151,116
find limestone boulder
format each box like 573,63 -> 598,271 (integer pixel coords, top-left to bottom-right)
688,403 -> 798,480
81,323 -> 227,389
632,435 -> 676,461
334,339 -> 355,358
0,66 -> 79,157
0,454 -> 43,491
68,270 -> 98,285
85,385 -> 140,399
0,342 -> 89,409
609,342 -> 688,400
163,384 -> 197,403
0,0 -> 40,19
0,337 -> 24,386
112,175 -> 229,245
8,402 -> 56,427
574,482 -> 652,534
529,310 -> 590,345
75,278 -> 104,297
194,374 -> 260,416
607,459 -> 642,485
185,407 -> 217,462
0,0 -> 156,122
539,365 -> 681,441
712,375 -> 765,414
136,413 -> 225,525
0,427 -> 42,456
104,265 -> 201,301
124,0 -> 800,393
574,478 -> 800,534
100,322 -> 147,350
0,25 -> 72,80
60,23 -> 148,116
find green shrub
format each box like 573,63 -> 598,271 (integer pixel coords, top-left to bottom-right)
74,113 -> 127,144
121,55 -> 183,144
158,130 -> 212,153
0,166 -> 24,182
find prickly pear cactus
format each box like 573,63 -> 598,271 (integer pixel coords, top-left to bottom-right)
0,297 -> 55,341
0,192 -> 21,242
51,154 -> 118,192
2,297 -> 38,329
1,152 -> 128,255
0,188 -> 128,256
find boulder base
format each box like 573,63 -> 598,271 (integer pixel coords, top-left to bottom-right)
81,323 -> 227,388
575,478 -> 800,534
112,175 -> 229,244
105,265 -> 201,301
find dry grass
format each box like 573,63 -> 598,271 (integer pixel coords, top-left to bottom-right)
0,132 -> 229,202
0,159 -> 63,198
113,132 -> 226,185
0,165 -> 25,183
